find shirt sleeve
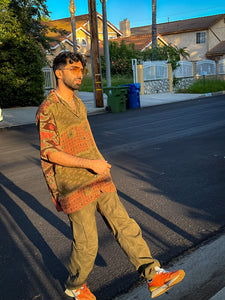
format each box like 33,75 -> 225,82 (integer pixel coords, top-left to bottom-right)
38,108 -> 61,160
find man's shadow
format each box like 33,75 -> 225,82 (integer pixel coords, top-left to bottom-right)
0,173 -> 69,288
0,172 -> 106,279
0,171 -> 71,239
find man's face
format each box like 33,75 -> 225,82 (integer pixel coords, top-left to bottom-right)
60,59 -> 84,91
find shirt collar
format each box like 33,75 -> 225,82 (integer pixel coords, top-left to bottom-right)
54,90 -> 80,119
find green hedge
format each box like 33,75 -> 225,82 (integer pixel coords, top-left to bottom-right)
176,79 -> 225,94
0,39 -> 45,108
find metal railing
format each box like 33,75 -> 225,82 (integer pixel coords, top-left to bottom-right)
196,60 -> 216,76
173,61 -> 193,78
143,61 -> 168,80
219,59 -> 225,74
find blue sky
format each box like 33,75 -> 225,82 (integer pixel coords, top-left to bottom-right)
46,0 -> 225,28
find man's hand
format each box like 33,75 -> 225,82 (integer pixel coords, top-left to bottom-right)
89,159 -> 111,175
48,151 -> 111,175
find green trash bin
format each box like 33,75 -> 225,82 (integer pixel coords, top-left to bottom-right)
104,86 -> 129,113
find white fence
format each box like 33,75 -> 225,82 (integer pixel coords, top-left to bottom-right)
143,60 -> 193,81
143,61 -> 168,80
219,59 -> 225,74
138,59 -> 224,94
173,61 -> 193,78
196,60 -> 216,76
141,59 -> 223,81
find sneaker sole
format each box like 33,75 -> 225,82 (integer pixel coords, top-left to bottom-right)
65,289 -> 96,300
151,270 -> 185,298
65,289 -> 77,298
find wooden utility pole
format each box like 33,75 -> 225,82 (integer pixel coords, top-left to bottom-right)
152,0 -> 157,60
88,0 -> 104,107
100,0 -> 111,87
69,0 -> 77,53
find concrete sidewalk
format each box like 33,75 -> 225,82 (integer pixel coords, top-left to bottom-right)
0,91 -> 205,129
114,233 -> 225,300
0,91 -> 225,299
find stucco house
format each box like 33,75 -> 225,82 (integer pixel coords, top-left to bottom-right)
44,13 -> 122,65
128,14 -> 225,61
42,13 -> 225,94
108,32 -> 169,51
44,13 -> 170,64
44,13 -> 225,63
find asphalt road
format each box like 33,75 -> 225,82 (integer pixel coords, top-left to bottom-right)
0,95 -> 225,300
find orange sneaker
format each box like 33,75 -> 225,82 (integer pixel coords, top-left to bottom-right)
148,266 -> 185,298
65,283 -> 96,299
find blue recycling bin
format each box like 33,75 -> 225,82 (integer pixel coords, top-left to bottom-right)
120,83 -> 141,109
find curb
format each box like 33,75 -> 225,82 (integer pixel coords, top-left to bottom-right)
198,90 -> 225,98
209,287 -> 225,300
0,91 -> 224,131
0,108 -> 3,122
114,232 -> 225,300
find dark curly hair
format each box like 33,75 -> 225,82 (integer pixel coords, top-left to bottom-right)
53,51 -> 87,85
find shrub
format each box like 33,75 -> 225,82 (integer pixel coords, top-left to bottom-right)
0,38 -> 45,108
0,0 -> 59,108
176,78 -> 225,94
111,58 -> 132,75
101,40 -> 140,76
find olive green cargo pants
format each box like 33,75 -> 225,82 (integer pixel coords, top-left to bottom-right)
65,192 -> 160,289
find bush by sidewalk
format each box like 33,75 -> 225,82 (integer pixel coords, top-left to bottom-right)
176,79 -> 225,94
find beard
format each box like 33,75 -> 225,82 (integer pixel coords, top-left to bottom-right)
64,77 -> 82,91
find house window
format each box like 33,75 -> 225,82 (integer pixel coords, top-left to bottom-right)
81,38 -> 87,46
196,32 -> 206,44
109,35 -> 117,39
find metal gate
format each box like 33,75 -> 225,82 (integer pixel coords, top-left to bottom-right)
43,66 -> 53,96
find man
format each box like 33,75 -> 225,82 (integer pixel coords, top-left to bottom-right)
36,51 -> 185,299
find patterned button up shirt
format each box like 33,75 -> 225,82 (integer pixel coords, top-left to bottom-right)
36,90 -> 116,214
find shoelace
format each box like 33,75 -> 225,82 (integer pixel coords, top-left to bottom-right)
71,285 -> 86,297
154,266 -> 169,274
148,267 -> 167,283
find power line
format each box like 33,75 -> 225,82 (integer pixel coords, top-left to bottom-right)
122,6 -> 225,27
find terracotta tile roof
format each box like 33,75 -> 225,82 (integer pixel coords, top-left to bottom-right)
131,14 -> 225,36
108,34 -> 167,51
50,36 -> 78,49
43,15 -> 89,50
43,14 -> 91,48
207,41 -> 225,57
44,14 -> 89,34
43,13 -> 122,49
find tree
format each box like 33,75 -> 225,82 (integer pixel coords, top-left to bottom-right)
0,0 -> 63,108
8,0 -> 52,50
165,44 -> 189,70
141,44 -> 190,71
69,0 -> 77,53
101,40 -> 141,76
152,0 -> 157,54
